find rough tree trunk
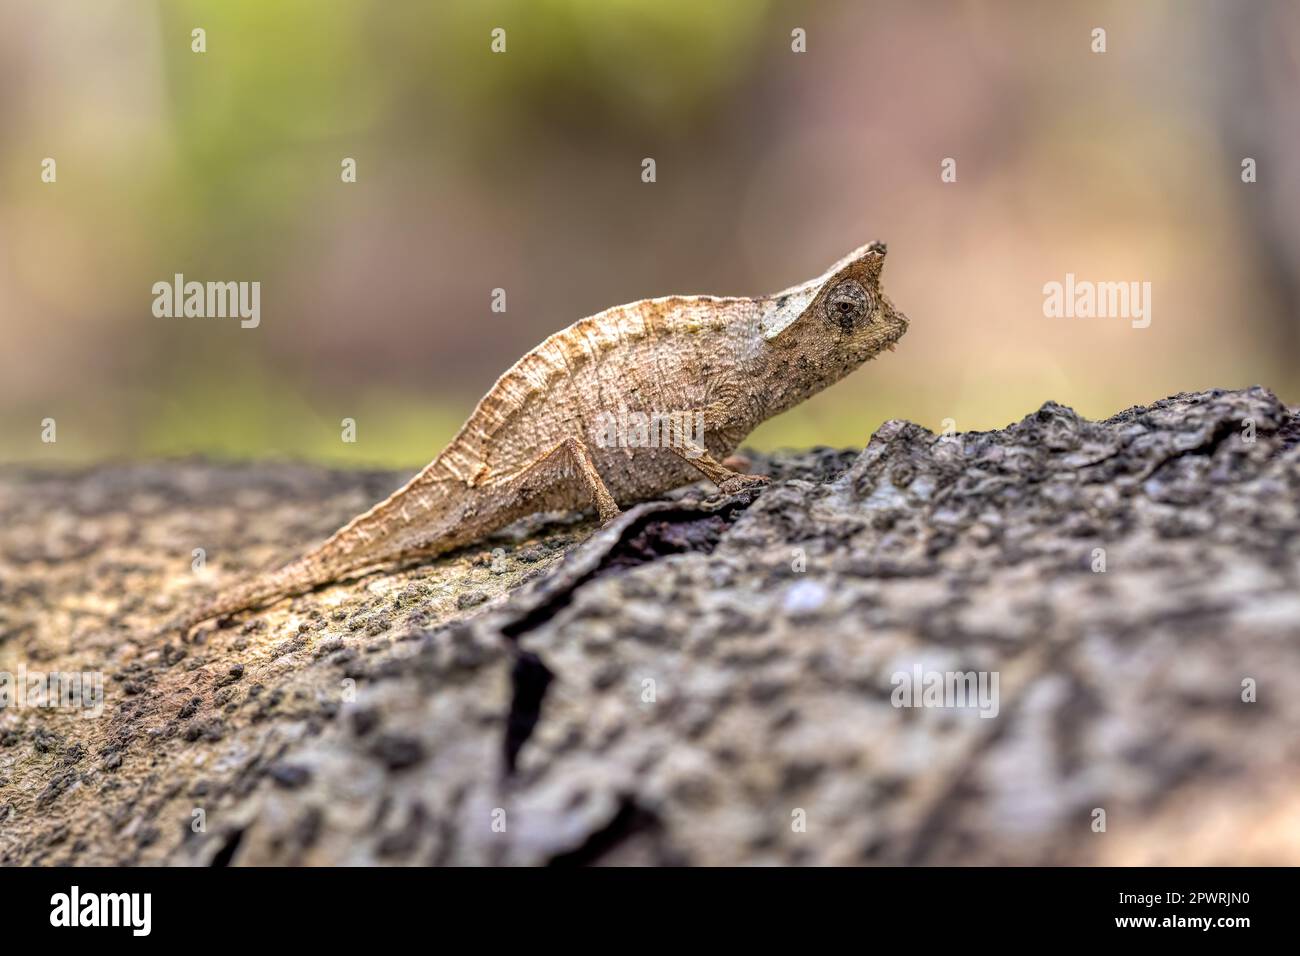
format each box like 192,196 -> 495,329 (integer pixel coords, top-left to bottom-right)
2,386 -> 1298,865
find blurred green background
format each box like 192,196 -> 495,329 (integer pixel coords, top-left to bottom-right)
2,0 -> 1298,466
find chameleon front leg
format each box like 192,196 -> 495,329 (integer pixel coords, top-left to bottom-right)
657,425 -> 770,496
676,447 -> 770,494
508,435 -> 622,524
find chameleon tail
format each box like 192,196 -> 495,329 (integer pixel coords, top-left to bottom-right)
166,554 -> 344,635
168,465 -> 481,634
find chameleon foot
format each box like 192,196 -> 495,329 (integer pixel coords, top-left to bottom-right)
717,474 -> 771,496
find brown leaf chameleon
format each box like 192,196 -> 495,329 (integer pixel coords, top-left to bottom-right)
177,241 -> 908,630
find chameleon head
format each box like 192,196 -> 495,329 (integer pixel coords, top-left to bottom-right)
813,241 -> 908,360
760,241 -> 909,370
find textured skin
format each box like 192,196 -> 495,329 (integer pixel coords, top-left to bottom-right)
179,242 -> 909,629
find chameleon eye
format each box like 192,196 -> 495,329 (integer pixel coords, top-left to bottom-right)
823,279 -> 871,332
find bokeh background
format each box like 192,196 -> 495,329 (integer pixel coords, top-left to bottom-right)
2,0 -> 1298,466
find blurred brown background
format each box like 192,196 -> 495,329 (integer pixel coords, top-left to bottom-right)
1,0 -> 1297,465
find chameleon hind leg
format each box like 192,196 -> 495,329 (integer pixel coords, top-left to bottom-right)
506,435 -> 621,524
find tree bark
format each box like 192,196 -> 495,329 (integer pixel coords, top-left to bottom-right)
2,386 -> 1298,865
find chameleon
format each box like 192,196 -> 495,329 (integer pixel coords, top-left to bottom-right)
176,240 -> 908,631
